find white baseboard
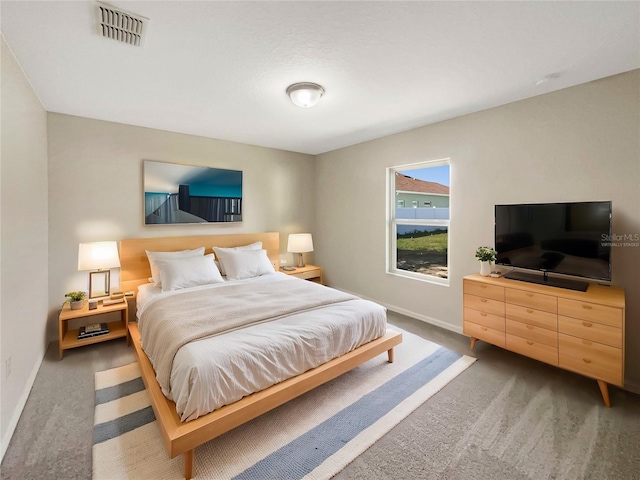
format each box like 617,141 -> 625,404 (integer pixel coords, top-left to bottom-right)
382,301 -> 463,335
1,349 -> 45,462
333,286 -> 462,335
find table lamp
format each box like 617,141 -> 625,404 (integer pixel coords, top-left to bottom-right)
287,233 -> 313,268
78,241 -> 121,298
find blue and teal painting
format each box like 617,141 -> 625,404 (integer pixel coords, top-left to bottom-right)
143,160 -> 242,224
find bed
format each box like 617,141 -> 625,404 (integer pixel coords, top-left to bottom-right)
120,232 -> 402,479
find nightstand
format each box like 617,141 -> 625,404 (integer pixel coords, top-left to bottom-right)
58,299 -> 129,359
282,265 -> 323,284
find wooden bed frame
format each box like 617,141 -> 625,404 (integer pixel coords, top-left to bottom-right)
120,233 -> 403,479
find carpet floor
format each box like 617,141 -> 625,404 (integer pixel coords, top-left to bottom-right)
2,312 -> 640,479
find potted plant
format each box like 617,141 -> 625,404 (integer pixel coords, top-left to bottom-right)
475,247 -> 497,276
65,291 -> 87,310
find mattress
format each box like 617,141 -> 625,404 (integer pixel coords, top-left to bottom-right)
138,272 -> 387,422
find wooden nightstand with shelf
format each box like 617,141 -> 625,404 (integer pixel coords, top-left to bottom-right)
281,265 -> 323,284
58,299 -> 129,359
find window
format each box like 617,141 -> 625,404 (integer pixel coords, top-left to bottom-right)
387,159 -> 450,284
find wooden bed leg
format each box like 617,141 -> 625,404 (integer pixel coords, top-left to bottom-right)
470,337 -> 477,351
184,450 -> 193,480
387,347 -> 395,363
597,380 -> 611,408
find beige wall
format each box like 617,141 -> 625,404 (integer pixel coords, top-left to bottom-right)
315,70 -> 640,391
46,114 -> 316,337
0,37 -> 49,455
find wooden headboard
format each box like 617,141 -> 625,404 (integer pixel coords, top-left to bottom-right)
119,232 -> 280,294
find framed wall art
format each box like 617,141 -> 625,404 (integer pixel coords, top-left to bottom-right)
143,160 -> 243,225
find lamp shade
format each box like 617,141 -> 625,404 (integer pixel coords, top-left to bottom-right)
287,233 -> 314,253
78,241 -> 121,271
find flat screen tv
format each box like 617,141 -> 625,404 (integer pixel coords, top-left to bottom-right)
494,201 -> 612,291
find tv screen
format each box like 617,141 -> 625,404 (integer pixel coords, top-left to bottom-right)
495,201 -> 612,282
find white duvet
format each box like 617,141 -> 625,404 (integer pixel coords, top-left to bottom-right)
137,272 -> 387,422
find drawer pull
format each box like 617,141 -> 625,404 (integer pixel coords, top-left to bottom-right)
526,309 -> 534,314
582,305 -> 593,310
480,327 -> 487,331
582,358 -> 592,364
526,325 -> 534,330
526,341 -> 534,345
582,322 -> 592,328
480,299 -> 488,303
526,293 -> 534,297
582,340 -> 592,346
480,313 -> 487,317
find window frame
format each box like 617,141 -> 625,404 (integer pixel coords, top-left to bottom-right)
386,158 -> 451,286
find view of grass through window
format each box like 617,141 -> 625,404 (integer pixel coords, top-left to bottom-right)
397,225 -> 448,278
392,163 -> 450,280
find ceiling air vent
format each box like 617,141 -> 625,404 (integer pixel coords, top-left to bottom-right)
97,2 -> 149,47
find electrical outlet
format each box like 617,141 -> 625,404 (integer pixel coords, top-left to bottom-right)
6,356 -> 11,378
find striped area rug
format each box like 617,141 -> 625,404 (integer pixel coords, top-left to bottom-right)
93,328 -> 475,479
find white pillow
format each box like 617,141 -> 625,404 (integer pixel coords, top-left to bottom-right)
146,247 -> 205,287
213,242 -> 262,275
153,254 -> 224,292
213,249 -> 275,280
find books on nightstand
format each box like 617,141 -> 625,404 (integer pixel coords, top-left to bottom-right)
78,323 -> 109,340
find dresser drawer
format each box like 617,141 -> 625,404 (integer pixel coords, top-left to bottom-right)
558,315 -> 622,349
463,280 -> 505,301
506,319 -> 557,348
558,333 -> 622,385
506,303 -> 557,331
464,321 -> 505,348
557,298 -> 622,328
464,307 -> 505,332
506,288 -> 557,313
463,294 -> 505,317
506,333 -> 558,366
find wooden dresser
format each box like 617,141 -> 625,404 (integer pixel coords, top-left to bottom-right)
463,273 -> 625,407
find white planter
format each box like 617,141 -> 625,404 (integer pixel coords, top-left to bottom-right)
70,300 -> 84,310
479,261 -> 492,276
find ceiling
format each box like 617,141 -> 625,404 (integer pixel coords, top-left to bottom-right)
2,1 -> 639,155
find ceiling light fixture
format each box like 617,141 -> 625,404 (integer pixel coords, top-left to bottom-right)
286,82 -> 325,108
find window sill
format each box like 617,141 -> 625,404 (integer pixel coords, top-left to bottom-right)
386,269 -> 450,287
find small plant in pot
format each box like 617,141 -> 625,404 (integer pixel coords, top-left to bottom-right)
475,247 -> 497,276
65,291 -> 87,310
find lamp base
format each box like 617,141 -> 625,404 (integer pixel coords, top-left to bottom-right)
296,253 -> 305,268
